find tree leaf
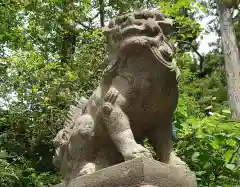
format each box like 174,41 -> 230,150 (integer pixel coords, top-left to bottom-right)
191,152 -> 200,161
225,164 -> 235,170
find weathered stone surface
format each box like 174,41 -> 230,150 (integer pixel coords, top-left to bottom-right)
52,9 -> 189,184
53,158 -> 197,187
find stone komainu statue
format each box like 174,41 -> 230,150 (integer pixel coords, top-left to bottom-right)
53,10 -> 186,184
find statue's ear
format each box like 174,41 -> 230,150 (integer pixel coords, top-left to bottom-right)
102,19 -> 114,38
156,18 -> 175,35
153,11 -> 175,35
102,27 -> 110,38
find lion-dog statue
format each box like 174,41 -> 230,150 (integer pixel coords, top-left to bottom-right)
53,10 -> 187,184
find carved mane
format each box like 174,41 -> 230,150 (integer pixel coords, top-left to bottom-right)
64,97 -> 88,130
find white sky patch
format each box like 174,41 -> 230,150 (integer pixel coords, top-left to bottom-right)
0,92 -> 18,110
197,15 -> 219,54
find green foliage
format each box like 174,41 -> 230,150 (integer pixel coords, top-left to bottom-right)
0,1 -> 31,55
175,114 -> 240,186
159,0 -> 204,53
0,150 -> 61,187
172,53 -> 239,186
0,29 -> 105,186
0,1 -> 106,186
0,0 -> 239,186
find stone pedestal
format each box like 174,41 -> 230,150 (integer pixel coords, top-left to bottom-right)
53,157 -> 197,187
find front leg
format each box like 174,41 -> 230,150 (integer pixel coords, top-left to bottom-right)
102,87 -> 152,160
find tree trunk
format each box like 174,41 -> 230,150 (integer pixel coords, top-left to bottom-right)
217,1 -> 240,120
59,1 -> 76,64
60,32 -> 76,63
99,0 -> 105,27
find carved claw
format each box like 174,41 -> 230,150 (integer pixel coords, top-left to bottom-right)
104,87 -> 119,104
102,102 -> 114,115
123,144 -> 153,161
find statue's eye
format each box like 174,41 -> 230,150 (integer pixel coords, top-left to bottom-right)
134,11 -> 154,20
115,15 -> 128,25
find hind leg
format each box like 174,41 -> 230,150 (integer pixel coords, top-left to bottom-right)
149,116 -> 189,169
169,152 -> 189,170
149,116 -> 173,163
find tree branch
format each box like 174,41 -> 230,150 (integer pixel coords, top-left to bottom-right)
88,12 -> 100,22
176,40 -> 205,73
76,12 -> 100,30
77,22 -> 94,30
99,0 -> 105,27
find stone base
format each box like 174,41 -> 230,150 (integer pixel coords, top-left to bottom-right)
53,157 -> 197,187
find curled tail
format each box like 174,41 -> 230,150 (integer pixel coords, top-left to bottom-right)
64,97 -> 89,130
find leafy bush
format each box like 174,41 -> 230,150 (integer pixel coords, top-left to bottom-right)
0,150 -> 62,187
175,112 -> 240,186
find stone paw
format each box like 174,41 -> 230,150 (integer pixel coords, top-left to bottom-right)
102,102 -> 114,115
104,87 -> 119,104
169,152 -> 190,171
123,144 -> 153,161
79,162 -> 96,176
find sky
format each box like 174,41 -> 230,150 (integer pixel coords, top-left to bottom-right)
198,15 -> 219,54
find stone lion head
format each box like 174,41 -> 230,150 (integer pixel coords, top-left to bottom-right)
102,10 -> 176,71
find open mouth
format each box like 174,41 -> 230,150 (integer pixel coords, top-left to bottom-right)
116,19 -> 164,52
120,21 -> 160,40
118,28 -> 162,52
